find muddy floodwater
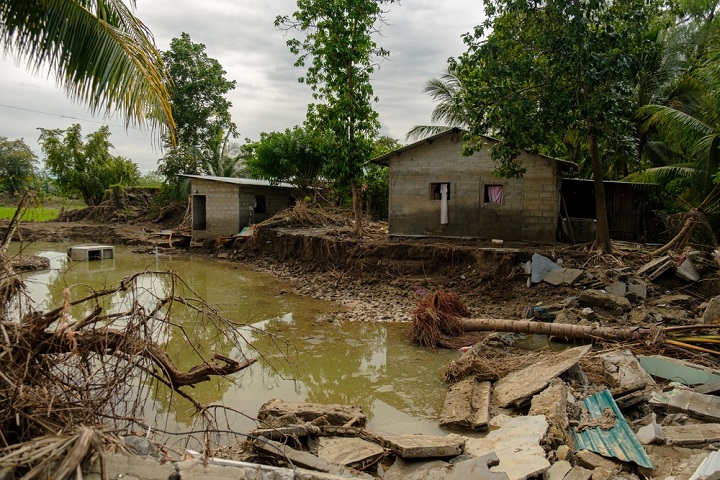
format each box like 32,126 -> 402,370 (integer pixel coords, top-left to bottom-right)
11,242 -> 460,438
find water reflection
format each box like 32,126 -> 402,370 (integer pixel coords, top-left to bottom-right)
12,242 -> 459,436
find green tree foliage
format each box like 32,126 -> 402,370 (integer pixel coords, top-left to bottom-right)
157,32 -> 237,194
0,0 -> 174,136
245,127 -> 327,198
455,0 -> 658,253
38,124 -> 140,206
276,0 -> 394,236
0,137 -> 37,196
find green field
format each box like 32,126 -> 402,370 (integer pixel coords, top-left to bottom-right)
0,206 -> 64,222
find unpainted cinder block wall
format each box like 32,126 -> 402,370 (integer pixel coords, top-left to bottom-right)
191,179 -> 240,240
387,134 -> 560,242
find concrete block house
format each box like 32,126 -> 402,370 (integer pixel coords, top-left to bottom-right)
372,129 -> 577,243
181,175 -> 295,242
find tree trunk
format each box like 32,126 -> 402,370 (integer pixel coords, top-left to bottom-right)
459,317 -> 648,342
589,132 -> 613,253
351,180 -> 363,237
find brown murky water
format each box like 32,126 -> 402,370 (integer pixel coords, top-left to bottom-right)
12,242 -> 460,438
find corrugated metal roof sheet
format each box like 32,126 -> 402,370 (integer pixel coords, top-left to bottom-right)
573,389 -> 654,469
689,450 -> 720,480
178,174 -> 296,189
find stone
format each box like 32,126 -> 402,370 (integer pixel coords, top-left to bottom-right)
383,434 -> 465,459
439,379 -> 491,430
695,380 -> 720,395
575,450 -> 621,472
382,457 -> 449,480
122,435 -> 157,456
578,290 -> 632,313
316,437 -> 384,470
591,467 -> 612,480
543,268 -> 584,286
663,424 -> 720,446
464,415 -> 550,480
529,379 -> 571,447
543,460 -> 572,480
602,350 -> 655,397
556,445 -> 571,461
702,296 -> 720,324
531,253 -> 562,283
605,281 -> 627,297
626,279 -> 647,300
493,345 -> 591,408
563,466 -> 593,480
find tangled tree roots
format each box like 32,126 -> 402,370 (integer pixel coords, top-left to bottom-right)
410,290 -> 482,349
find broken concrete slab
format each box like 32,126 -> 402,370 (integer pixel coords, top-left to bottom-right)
637,256 -> 672,277
702,295 -> 720,324
677,257 -> 701,282
439,379 -> 491,430
257,400 -> 367,426
316,437 -> 384,470
639,356 -> 720,386
563,466 -> 593,480
575,450 -> 622,472
635,414 -> 664,445
383,434 -> 465,459
662,423 -> 720,446
531,253 -> 562,283
542,460 -> 571,480
464,415 -> 550,480
602,350 -> 655,398
543,268 -> 584,286
252,438 -> 374,479
578,290 -> 632,312
694,380 -> 720,395
382,453 -> 509,480
665,389 -> 720,422
493,345 -> 591,408
529,379 -> 571,447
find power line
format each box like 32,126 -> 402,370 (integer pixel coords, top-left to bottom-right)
0,102 -> 148,132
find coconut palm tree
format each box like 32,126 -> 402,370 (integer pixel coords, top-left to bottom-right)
406,66 -> 469,141
0,0 -> 174,135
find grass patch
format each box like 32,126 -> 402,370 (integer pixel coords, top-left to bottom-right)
0,206 -> 62,222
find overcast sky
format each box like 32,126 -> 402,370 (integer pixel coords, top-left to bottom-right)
0,1 -> 482,173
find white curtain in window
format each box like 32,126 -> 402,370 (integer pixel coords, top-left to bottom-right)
440,183 -> 448,224
487,185 -> 504,204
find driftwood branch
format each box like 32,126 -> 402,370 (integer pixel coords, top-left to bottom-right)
32,328 -> 256,389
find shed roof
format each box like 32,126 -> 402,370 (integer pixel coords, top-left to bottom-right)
371,128 -> 577,171
179,174 -> 296,189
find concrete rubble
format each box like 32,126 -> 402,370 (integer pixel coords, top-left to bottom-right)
69,248 -> 720,480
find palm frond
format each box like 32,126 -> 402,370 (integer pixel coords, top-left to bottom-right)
405,126 -> 455,142
0,0 -> 174,137
623,164 -> 696,184
637,104 -> 713,153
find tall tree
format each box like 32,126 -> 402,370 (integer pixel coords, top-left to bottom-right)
455,0 -> 658,253
246,127 -> 327,198
275,0 -> 394,236
157,32 -> 237,193
0,137 -> 37,196
39,124 -> 140,206
0,0 -> 174,135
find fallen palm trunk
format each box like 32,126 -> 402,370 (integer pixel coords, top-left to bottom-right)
458,318 -> 653,342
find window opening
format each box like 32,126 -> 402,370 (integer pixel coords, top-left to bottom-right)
484,184 -> 505,204
430,183 -> 450,200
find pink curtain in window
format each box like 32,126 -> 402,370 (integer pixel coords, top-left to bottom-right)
487,185 -> 504,203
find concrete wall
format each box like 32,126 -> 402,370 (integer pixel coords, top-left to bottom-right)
190,179 -> 294,241
387,134 -> 561,242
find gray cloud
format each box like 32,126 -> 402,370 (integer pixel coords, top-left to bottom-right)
0,0 -> 481,172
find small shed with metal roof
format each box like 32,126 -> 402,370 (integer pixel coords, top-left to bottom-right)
180,175 -> 296,242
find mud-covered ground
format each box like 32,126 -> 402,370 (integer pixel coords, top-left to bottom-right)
5,215 -> 717,331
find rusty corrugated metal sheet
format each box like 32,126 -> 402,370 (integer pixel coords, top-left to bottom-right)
573,389 -> 654,469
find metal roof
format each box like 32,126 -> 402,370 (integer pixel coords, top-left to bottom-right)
370,128 -> 577,171
573,389 -> 654,469
178,174 -> 296,189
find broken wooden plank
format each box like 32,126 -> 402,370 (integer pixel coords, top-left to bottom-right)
439,379 -> 490,430
257,400 -> 367,426
492,345 -> 591,408
383,434 -> 465,459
